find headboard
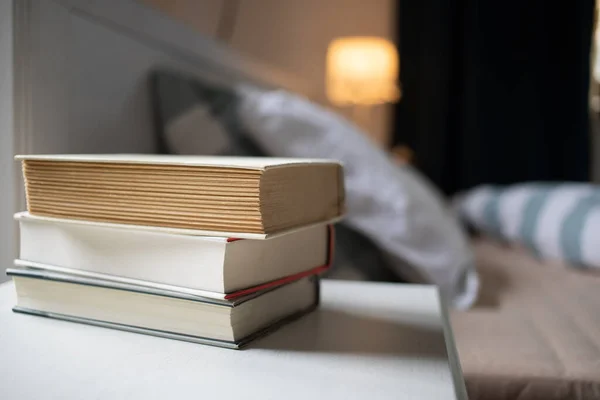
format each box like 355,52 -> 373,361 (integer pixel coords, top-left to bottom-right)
2,0 -> 313,282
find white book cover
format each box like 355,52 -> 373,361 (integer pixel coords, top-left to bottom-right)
16,212 -> 331,294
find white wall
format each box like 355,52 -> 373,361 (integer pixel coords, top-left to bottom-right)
141,0 -> 396,146
0,0 -> 14,283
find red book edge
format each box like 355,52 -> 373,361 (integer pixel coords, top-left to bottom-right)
224,225 -> 335,300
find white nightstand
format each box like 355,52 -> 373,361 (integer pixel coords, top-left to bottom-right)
0,279 -> 467,399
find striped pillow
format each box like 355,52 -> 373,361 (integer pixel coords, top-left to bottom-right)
457,183 -> 600,269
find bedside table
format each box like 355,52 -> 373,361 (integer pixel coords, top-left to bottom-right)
0,279 -> 467,399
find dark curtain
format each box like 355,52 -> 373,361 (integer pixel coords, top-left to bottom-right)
394,1 -> 595,195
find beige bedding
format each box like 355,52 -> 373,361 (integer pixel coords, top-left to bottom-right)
451,239 -> 600,400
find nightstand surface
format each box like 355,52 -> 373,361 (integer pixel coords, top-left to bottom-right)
0,279 -> 466,400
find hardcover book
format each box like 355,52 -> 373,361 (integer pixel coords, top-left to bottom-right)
8,267 -> 319,349
17,154 -> 345,236
16,212 -> 333,296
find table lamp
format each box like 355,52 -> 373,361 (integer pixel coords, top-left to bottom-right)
326,36 -> 400,114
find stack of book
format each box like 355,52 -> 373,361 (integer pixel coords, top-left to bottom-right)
9,155 -> 344,349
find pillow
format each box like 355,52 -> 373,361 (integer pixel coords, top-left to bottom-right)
235,86 -> 479,309
457,183 -> 600,269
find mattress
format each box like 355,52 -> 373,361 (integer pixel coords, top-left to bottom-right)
451,239 -> 600,400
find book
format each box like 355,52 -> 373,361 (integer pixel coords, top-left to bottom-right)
17,154 -> 345,236
8,268 -> 319,349
16,212 -> 332,296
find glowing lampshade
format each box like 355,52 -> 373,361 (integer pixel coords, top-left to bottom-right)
326,37 -> 400,106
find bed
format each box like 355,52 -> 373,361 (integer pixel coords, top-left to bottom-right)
452,239 -> 600,400
4,1 -> 600,399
